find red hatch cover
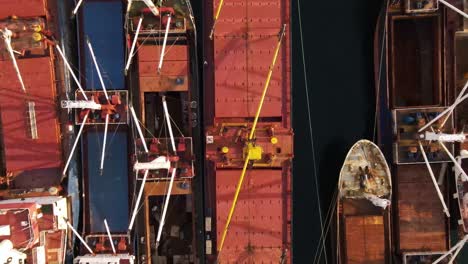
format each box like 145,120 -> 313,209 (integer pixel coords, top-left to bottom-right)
0,57 -> 61,173
213,0 -> 289,119
0,0 -> 46,19
137,44 -> 189,92
216,169 -> 284,262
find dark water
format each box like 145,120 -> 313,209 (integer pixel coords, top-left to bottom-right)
290,1 -> 383,262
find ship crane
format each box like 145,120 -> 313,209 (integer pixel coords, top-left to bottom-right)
87,37 -> 112,175
127,0 -> 160,15
61,100 -> 101,110
72,0 -> 85,16
133,156 -> 171,171
415,69 -> 468,218
158,9 -> 173,73
432,234 -> 468,264
61,38 -> 120,176
128,105 -> 151,232
1,27 -> 26,92
127,96 -> 180,250
125,16 -> 143,75
125,3 -> 171,74
409,2 -> 468,219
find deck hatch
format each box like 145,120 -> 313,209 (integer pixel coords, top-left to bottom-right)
390,15 -> 441,108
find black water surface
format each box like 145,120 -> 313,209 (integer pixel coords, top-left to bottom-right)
291,1 -> 383,263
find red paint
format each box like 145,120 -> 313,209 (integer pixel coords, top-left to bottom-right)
0,202 -> 40,249
205,0 -> 292,261
0,57 -> 61,173
0,0 -> 46,19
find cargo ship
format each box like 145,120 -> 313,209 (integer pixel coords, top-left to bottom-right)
336,139 -> 392,263
66,0 -> 133,263
0,0 -> 73,263
203,0 -> 293,262
373,0 -> 468,262
125,1 -> 202,263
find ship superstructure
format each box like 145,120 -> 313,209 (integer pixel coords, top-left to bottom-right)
126,1 -> 201,263
204,0 -> 293,262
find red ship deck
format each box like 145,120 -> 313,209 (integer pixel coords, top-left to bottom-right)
0,0 -> 46,18
204,0 -> 292,262
0,0 -> 61,183
0,58 -> 61,172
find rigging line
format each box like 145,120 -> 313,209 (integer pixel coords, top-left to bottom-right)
158,112 -> 167,139
169,114 -> 185,137
373,0 -> 390,143
106,119 -> 122,147
313,187 -> 339,264
297,0 -> 328,263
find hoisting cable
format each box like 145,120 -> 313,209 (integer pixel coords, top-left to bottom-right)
297,0 -> 328,263
216,24 -> 286,259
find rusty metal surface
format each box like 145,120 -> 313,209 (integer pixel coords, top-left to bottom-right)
344,216 -> 386,264
396,164 -> 447,252
0,57 -> 61,173
137,44 -> 189,92
339,140 -> 391,199
215,169 -> 284,262
0,0 -> 46,19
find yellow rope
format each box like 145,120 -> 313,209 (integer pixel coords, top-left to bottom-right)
217,152 -> 250,253
217,24 -> 286,258
248,27 -> 284,140
209,0 -> 226,39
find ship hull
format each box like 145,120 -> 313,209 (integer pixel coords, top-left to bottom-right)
337,139 -> 392,263
373,0 -> 462,261
203,0 -> 293,262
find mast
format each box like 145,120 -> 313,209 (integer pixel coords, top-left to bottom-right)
86,38 -> 111,174
155,96 -> 178,246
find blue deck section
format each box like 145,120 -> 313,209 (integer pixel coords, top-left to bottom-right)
80,0 -> 129,233
84,131 -> 129,232
82,1 -> 125,90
